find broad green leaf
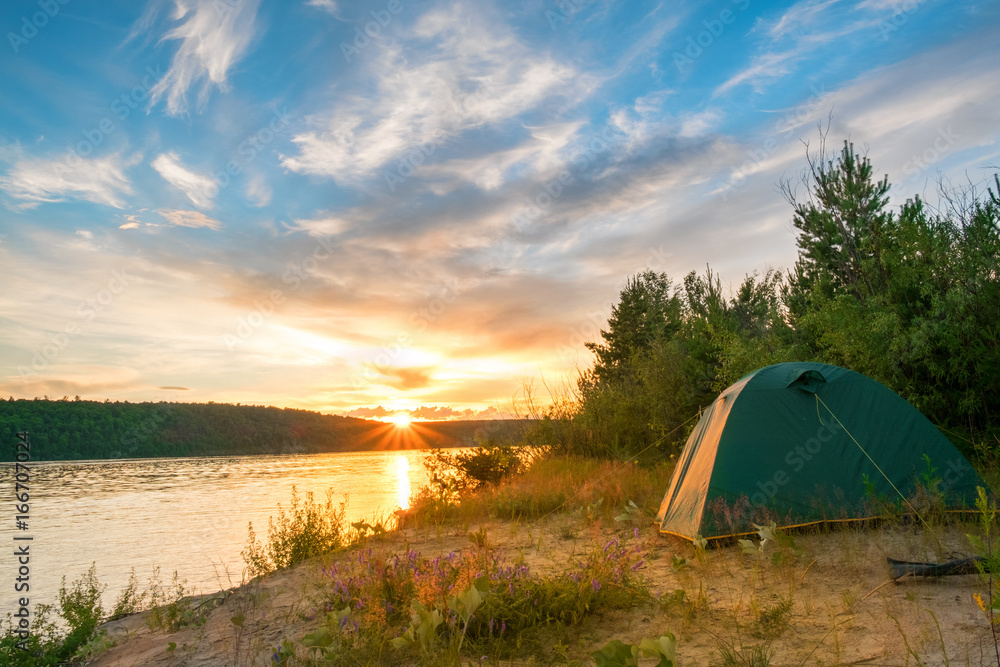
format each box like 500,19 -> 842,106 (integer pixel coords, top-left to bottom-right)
592,639 -> 639,667
638,633 -> 677,666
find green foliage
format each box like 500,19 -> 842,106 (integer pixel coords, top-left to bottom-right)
967,486 -> 1000,662
424,436 -> 527,497
145,568 -> 208,633
713,639 -> 775,667
391,577 -> 487,663
575,497 -> 604,523
56,564 -> 105,659
108,568 -> 149,621
242,486 -> 348,576
570,138 -> 1000,465
752,598 -> 793,640
1,604 -> 63,667
0,565 -> 117,666
614,499 -> 642,523
592,634 -> 677,667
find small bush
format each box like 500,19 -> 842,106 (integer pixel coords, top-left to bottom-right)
242,486 -> 348,576
145,568 -> 208,633
108,568 -> 148,621
424,436 -> 527,497
1,564 -> 112,666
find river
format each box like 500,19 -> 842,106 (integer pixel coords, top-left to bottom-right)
1,450 -> 433,618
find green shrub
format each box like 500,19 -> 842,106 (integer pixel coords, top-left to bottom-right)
424,436 -> 527,496
242,486 -> 348,576
0,564 -> 111,666
55,564 -> 105,659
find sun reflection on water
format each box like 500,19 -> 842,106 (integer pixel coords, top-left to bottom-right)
395,454 -> 411,510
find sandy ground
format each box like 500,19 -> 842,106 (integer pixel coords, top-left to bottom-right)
87,515 -> 995,666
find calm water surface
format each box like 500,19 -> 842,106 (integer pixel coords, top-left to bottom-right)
1,450 -> 432,617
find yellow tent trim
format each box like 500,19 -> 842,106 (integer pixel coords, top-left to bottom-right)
655,509 -> 977,543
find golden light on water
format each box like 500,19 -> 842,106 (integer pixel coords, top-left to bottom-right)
395,455 -> 411,510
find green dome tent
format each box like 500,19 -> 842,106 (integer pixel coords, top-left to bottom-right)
655,362 -> 985,541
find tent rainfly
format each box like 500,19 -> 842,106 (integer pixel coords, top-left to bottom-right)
655,362 -> 986,541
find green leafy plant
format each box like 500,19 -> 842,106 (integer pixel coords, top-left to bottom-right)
242,486 -> 348,576
145,568 -> 209,633
614,499 -> 642,523
391,577 -> 488,663
713,638 -> 774,667
108,568 -> 149,621
575,496 -> 604,523
738,521 -> 777,556
592,634 -> 677,667
56,563 -> 105,659
1,565 -> 114,666
967,486 -> 1000,664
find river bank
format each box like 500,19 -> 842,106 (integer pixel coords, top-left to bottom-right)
88,510 -> 990,665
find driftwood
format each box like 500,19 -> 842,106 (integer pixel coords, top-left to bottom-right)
887,556 -> 984,579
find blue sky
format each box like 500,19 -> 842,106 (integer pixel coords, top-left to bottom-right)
1,0 -> 998,419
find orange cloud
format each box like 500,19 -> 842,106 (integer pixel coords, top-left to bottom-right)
366,365 -> 435,390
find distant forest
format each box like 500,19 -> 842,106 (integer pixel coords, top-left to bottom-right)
0,398 -> 503,462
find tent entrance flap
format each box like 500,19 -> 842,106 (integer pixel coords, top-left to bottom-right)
786,369 -> 826,394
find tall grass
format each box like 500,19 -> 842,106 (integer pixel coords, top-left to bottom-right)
400,454 -> 673,527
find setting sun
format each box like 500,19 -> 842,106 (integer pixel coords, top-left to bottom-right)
388,413 -> 412,428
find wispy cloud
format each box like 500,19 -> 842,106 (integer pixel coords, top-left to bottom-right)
714,50 -> 800,97
715,1 -> 880,97
158,209 -> 223,230
281,4 -> 577,186
151,152 -> 217,208
245,177 -> 272,207
145,0 -> 261,115
305,0 -> 338,16
769,0 -> 843,38
422,121 -> 585,193
0,152 -> 136,208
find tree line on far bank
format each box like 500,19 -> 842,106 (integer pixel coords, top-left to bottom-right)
528,140 -> 1000,464
0,399 -> 489,461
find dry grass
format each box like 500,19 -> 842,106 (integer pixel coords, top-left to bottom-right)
398,454 -> 673,529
